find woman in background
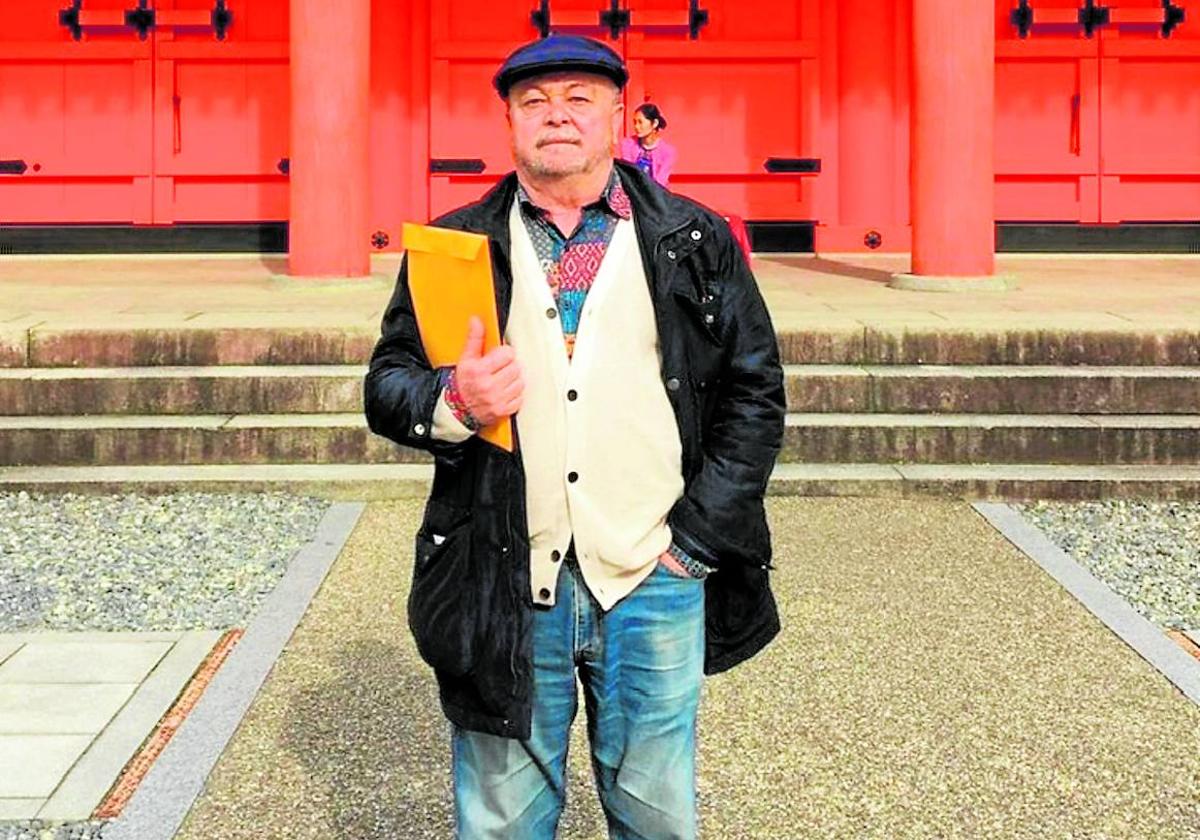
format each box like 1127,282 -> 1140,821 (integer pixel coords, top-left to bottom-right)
619,103 -> 677,188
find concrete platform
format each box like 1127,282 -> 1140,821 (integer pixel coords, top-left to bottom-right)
1,252 -> 1199,367
0,631 -> 223,820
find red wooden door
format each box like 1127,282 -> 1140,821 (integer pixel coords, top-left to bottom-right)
0,0 -> 287,226
427,0 -> 624,220
0,0 -> 155,223
624,0 -> 821,220
994,0 -> 1102,222
152,0 -> 290,223
1097,0 -> 1200,221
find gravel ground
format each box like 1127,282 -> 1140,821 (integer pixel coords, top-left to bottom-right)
174,499 -> 1200,839
0,491 -> 330,840
0,821 -> 107,840
1017,500 -> 1200,631
0,491 -> 330,633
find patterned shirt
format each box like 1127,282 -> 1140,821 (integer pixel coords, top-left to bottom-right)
441,170 -> 630,428
515,170 -> 632,359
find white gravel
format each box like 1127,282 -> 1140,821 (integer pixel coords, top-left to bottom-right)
0,491 -> 330,633
1017,500 -> 1200,631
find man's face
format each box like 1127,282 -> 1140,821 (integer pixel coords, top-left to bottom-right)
507,72 -> 623,179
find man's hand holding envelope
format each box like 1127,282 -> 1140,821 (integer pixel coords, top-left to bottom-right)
402,222 -> 518,451
454,316 -> 525,427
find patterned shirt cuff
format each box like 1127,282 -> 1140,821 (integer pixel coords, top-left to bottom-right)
667,541 -> 714,579
441,367 -> 480,432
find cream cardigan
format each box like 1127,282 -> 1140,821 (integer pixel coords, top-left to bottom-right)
433,199 -> 684,610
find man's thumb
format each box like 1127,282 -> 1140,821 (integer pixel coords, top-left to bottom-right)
461,316 -> 485,360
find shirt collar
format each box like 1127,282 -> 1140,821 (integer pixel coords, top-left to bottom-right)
516,167 -> 632,222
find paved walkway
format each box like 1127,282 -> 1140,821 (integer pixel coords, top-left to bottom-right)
2,252 -> 1200,338
0,631 -> 223,821
170,498 -> 1200,839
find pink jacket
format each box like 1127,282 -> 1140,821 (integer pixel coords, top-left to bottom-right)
619,137 -> 678,187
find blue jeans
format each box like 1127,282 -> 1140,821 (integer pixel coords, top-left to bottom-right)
452,557 -> 706,839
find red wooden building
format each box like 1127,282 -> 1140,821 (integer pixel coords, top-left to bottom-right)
2,0 -> 1199,274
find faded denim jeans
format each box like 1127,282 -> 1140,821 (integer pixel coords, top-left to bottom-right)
452,555 -> 706,839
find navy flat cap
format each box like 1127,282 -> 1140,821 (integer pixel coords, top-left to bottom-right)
493,34 -> 628,98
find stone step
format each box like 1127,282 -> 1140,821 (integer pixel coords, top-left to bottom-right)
6,324 -> 378,369
0,414 -> 426,467
5,325 -> 1200,368
5,364 -> 1200,416
782,327 -> 1200,366
783,413 -> 1200,465
786,364 -> 1200,414
0,365 -> 367,416
1,463 -> 1198,501
4,413 -> 1200,467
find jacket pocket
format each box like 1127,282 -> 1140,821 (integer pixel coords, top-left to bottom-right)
672,290 -> 724,348
408,509 -> 477,677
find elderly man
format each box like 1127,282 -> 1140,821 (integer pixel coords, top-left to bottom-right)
365,33 -> 784,839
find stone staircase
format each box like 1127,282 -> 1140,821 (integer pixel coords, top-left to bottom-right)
1,326 -> 1199,499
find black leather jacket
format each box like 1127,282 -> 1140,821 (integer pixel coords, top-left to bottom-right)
365,160 -> 785,739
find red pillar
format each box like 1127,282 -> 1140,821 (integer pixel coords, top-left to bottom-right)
906,0 -> 995,280
288,0 -> 370,277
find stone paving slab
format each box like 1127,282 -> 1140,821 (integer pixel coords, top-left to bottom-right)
0,684 -> 136,734
0,799 -> 43,820
38,630 -> 225,821
0,735 -> 95,798
0,641 -> 20,666
0,631 -> 184,645
0,641 -> 172,685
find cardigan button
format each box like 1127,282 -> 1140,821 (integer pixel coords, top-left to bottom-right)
666,250 -> 676,260
538,587 -> 551,600
546,307 -> 557,319
704,314 -> 715,325
551,549 -> 562,562
691,229 -> 702,240
413,423 -> 427,436
666,377 -> 681,391
567,389 -> 578,401
567,471 -> 579,483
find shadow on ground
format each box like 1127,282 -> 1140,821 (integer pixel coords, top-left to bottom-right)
769,256 -> 896,285
278,637 -> 455,839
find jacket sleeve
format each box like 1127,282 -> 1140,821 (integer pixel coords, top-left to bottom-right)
668,233 -> 786,568
364,255 -> 473,459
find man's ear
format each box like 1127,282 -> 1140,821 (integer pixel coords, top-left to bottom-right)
610,101 -> 624,146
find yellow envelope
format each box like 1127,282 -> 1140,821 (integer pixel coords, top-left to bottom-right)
402,222 -> 513,452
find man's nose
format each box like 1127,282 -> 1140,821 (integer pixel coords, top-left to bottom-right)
543,99 -> 570,124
